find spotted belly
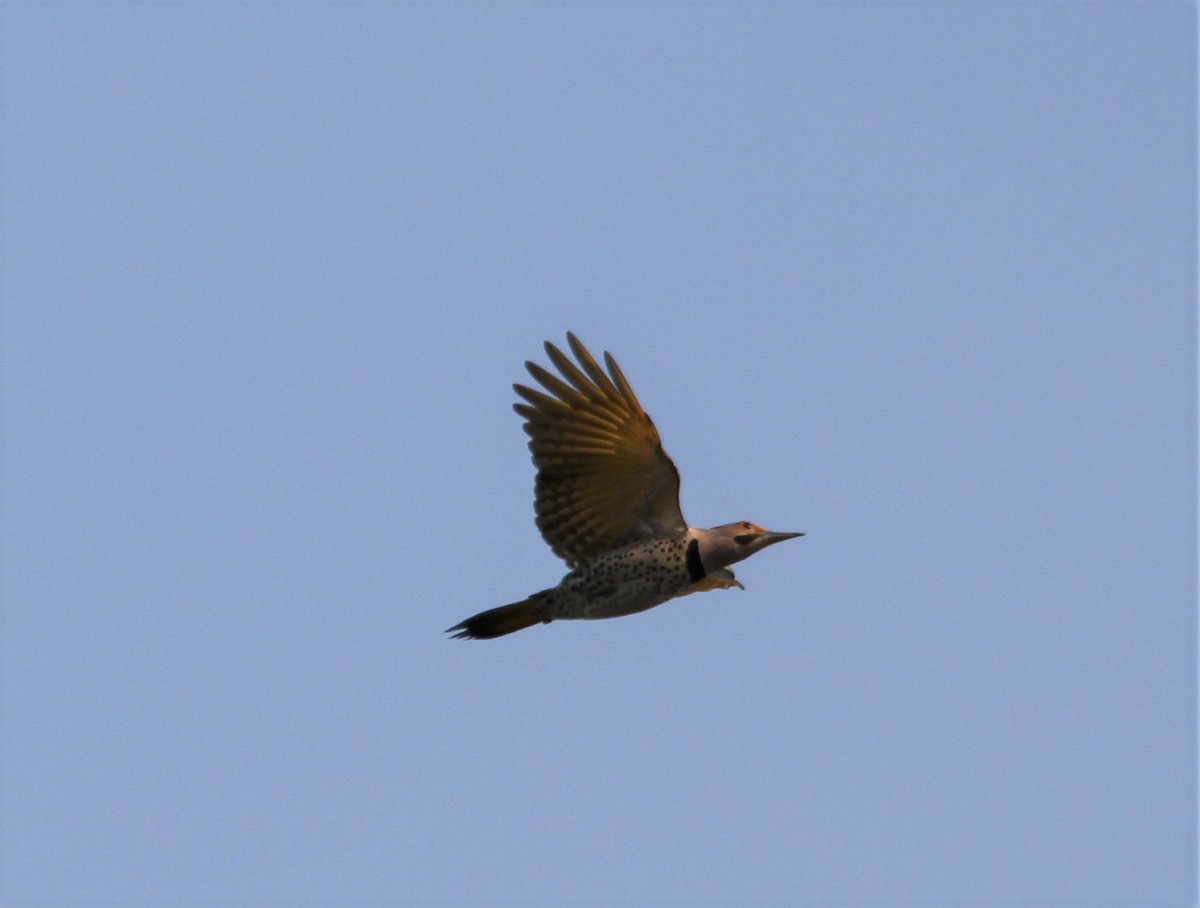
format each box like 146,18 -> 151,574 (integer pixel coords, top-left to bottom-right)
543,537 -> 698,620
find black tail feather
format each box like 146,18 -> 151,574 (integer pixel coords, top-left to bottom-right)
446,592 -> 551,640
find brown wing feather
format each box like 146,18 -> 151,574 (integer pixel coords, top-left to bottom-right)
513,333 -> 686,566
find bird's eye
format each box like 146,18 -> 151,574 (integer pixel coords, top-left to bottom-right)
741,521 -> 751,529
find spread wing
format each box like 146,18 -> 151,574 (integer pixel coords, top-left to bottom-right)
513,333 -> 686,567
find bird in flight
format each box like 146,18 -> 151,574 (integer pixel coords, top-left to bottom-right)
446,333 -> 803,639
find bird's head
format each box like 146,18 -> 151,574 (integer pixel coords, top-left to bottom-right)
693,521 -> 804,573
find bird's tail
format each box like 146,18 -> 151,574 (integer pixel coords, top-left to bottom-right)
446,591 -> 551,640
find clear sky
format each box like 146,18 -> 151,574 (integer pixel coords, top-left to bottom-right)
3,3 -> 1194,905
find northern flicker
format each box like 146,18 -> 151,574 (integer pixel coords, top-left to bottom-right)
446,333 -> 802,639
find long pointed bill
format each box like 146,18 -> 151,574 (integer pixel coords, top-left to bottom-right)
760,531 -> 804,548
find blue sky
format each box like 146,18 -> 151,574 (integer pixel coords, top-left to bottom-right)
3,3 -> 1194,904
